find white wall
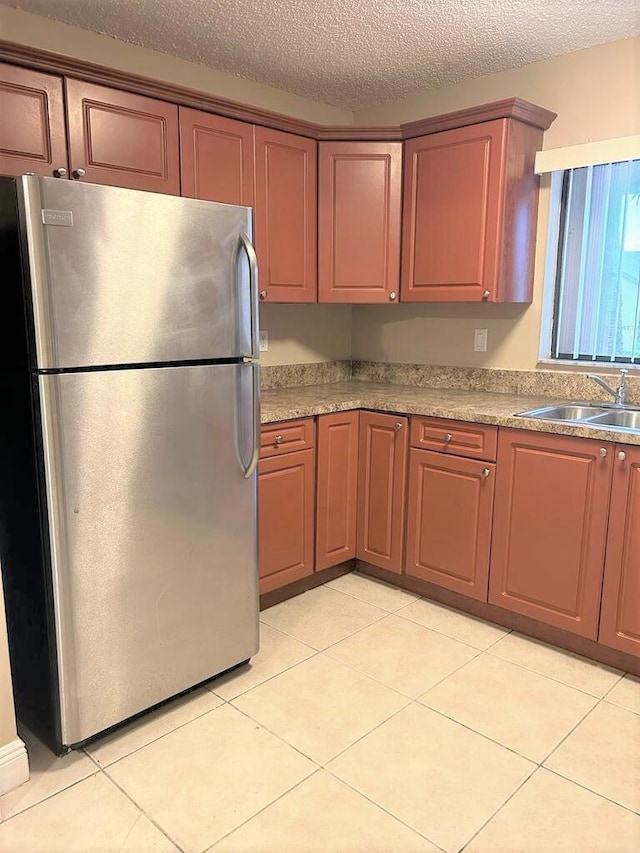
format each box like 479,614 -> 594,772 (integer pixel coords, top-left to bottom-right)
351,38 -> 640,369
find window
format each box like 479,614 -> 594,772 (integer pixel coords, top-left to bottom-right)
544,157 -> 640,364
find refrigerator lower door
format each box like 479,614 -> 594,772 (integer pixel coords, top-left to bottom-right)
38,363 -> 259,747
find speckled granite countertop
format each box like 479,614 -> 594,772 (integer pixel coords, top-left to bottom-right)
260,380 -> 640,446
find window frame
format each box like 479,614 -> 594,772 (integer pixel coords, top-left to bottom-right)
539,159 -> 640,367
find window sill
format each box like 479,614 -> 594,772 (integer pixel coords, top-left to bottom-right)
537,358 -> 640,374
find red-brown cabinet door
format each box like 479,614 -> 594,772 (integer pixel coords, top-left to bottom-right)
65,79 -> 180,194
318,142 -> 402,303
179,107 -> 254,205
406,449 -> 495,601
254,126 -> 317,302
258,448 -> 315,594
0,63 -> 67,178
489,429 -> 612,639
599,445 -> 640,656
356,411 -> 408,574
316,411 -> 359,570
401,120 -> 506,302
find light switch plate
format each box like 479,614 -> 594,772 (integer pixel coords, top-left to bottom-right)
259,330 -> 269,352
474,328 -> 488,352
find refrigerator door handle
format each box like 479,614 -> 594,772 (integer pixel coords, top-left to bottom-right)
248,358 -> 261,479
238,233 -> 260,361
240,358 -> 261,479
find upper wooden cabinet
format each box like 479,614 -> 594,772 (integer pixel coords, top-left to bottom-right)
254,127 -> 317,303
179,107 -> 254,206
401,117 -> 544,303
489,429 -> 613,639
318,142 -> 402,303
0,63 -> 68,179
316,411 -> 359,571
65,79 -> 180,194
599,445 -> 640,657
356,411 -> 408,574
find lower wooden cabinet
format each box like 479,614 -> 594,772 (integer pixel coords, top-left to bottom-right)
489,429 -> 612,639
316,411 -> 359,570
356,411 -> 408,573
258,444 -> 315,595
405,448 -> 495,601
599,445 -> 640,656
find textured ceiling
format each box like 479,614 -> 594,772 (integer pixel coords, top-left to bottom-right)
5,0 -> 640,109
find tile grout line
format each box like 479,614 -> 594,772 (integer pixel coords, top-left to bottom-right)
457,763 -> 540,853
537,691 -> 609,768
228,701 -> 326,769
210,646 -> 321,703
85,698 -> 230,771
541,765 -> 640,817
0,766 -> 102,826
0,700 -> 228,831
483,644 -> 625,699
198,767 -> 326,853
321,763 -> 448,853
100,765 -> 188,853
261,603 -> 392,653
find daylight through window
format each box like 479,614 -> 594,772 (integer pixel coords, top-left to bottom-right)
550,158 -> 640,364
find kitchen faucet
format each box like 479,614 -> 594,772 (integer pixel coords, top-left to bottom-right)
586,368 -> 629,406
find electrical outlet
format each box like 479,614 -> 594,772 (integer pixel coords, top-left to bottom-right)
474,328 -> 488,352
259,330 -> 268,352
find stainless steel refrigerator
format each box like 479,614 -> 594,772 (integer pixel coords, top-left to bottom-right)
0,176 -> 260,753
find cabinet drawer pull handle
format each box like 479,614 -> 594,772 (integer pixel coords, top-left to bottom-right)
444,433 -> 452,442
618,451 -> 627,461
482,290 -> 491,299
599,447 -> 608,458
54,167 -> 67,178
389,291 -> 397,301
259,290 -> 267,300
72,168 -> 86,178
482,468 -> 491,477
395,422 -> 403,430
273,435 -> 284,445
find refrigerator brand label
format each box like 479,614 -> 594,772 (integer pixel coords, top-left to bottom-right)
42,209 -> 74,227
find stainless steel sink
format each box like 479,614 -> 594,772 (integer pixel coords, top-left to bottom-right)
516,403 -> 640,434
516,404 -> 608,422
589,409 -> 640,430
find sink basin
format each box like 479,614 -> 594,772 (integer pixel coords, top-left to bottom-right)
589,410 -> 640,430
516,403 -> 640,433
516,404 -> 608,422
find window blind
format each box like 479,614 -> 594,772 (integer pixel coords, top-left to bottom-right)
552,158 -> 640,364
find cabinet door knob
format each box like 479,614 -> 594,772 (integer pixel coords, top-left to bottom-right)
389,291 -> 397,301
259,290 -> 267,300
599,447 -> 608,457
482,468 -> 491,477
444,433 -> 452,442
274,435 -> 283,445
618,451 -> 627,461
53,167 -> 67,178
395,422 -> 403,430
482,290 -> 491,299
72,168 -> 86,178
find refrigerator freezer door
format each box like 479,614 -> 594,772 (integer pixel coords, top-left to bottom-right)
38,363 -> 259,746
20,176 -> 254,369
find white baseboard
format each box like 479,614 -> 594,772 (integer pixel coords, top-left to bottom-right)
0,737 -> 29,798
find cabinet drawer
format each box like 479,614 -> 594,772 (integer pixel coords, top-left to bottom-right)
410,417 -> 497,461
260,418 -> 315,458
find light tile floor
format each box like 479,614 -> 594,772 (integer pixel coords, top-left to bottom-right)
1,573 -> 639,853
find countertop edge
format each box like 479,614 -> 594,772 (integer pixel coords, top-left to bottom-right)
259,383 -> 640,447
